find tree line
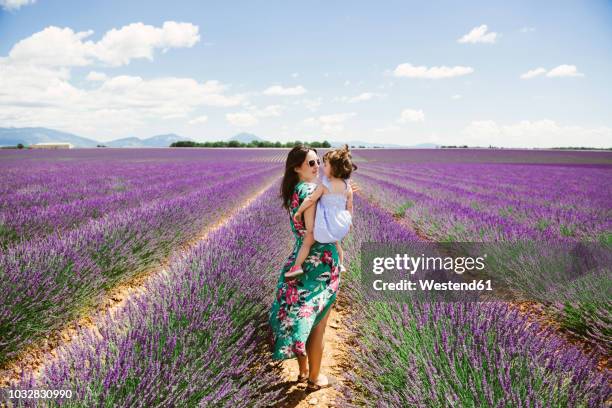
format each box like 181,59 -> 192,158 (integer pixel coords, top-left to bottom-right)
170,140 -> 332,148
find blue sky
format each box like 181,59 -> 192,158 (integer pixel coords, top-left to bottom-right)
0,0 -> 611,147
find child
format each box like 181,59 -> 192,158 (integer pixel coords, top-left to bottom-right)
286,145 -> 357,278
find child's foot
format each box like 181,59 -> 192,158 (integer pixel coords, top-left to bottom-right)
340,264 -> 347,272
285,265 -> 304,278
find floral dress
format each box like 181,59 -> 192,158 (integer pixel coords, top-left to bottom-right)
268,181 -> 340,360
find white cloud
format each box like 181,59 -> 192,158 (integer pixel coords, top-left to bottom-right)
263,84 -> 307,96
291,72 -> 299,78
297,98 -> 322,112
340,92 -> 383,103
320,112 -> 355,122
398,109 -> 425,123
258,105 -> 283,117
5,22 -> 199,68
86,71 -> 108,81
0,22 -> 253,139
93,21 -> 200,66
226,112 -> 258,127
458,25 -> 498,44
0,0 -> 35,11
304,112 -> 356,133
460,120 -> 610,148
546,64 -> 584,77
375,125 -> 400,133
96,77 -> 242,108
520,27 -> 536,33
0,63 -> 243,137
520,67 -> 546,79
451,94 -> 462,100
520,65 -> 584,79
393,63 -> 474,79
246,104 -> 284,117
8,26 -> 97,67
224,104 -> 284,127
188,115 -> 208,125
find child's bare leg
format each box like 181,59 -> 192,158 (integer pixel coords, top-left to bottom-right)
298,205 -> 316,269
288,205 -> 316,275
294,231 -> 314,269
336,241 -> 344,265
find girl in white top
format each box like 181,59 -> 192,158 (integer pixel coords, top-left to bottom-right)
286,145 -> 356,277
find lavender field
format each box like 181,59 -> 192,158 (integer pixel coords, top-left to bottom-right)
0,148 -> 610,407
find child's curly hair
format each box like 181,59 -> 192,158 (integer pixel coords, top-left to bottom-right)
323,144 -> 358,179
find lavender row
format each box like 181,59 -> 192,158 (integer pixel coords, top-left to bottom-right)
8,184 -> 291,407
0,167 -> 280,367
352,148 -> 612,164
355,171 -> 555,241
357,164 -> 611,241
336,195 -> 611,407
356,169 -> 612,348
1,166 -> 274,247
354,163 -> 612,348
362,162 -> 611,219
0,162 -> 262,209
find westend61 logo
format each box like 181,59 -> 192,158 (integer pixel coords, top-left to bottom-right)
361,242 -> 611,302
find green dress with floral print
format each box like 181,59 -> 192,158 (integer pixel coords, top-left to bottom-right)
268,181 -> 340,360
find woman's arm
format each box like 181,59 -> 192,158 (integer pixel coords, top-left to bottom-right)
293,184 -> 324,223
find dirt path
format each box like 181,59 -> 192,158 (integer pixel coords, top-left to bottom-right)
273,293 -> 352,408
0,177 -> 280,388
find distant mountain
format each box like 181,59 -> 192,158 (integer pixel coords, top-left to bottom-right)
0,127 -> 99,147
0,127 -> 194,148
0,127 -> 439,149
142,133 -> 192,147
106,133 -> 192,147
229,133 -> 264,143
105,137 -> 145,148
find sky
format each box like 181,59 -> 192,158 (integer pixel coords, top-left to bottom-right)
0,0 -> 611,147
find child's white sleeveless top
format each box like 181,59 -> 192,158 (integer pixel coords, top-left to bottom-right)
314,175 -> 352,243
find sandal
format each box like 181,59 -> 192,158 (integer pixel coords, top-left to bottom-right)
306,375 -> 337,392
285,265 -> 304,278
297,373 -> 309,383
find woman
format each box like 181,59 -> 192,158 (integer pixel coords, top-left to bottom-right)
268,145 -> 340,391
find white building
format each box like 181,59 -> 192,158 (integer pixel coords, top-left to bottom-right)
30,142 -> 74,149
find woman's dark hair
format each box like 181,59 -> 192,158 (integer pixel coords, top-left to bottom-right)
280,145 -> 317,210
323,144 -> 357,179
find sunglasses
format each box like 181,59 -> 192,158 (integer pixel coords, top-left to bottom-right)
308,158 -> 321,167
